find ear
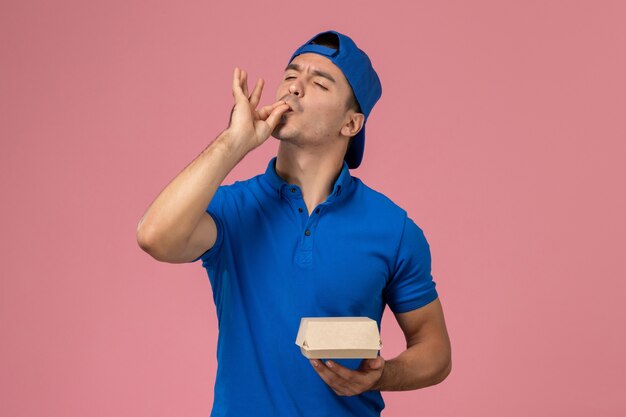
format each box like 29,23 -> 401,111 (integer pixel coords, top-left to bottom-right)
341,112 -> 365,138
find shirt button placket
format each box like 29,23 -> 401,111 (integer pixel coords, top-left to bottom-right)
298,194 -> 314,265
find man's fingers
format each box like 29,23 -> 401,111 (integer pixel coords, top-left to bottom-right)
264,103 -> 290,130
326,360 -> 354,381
258,101 -> 287,120
232,67 -> 247,102
310,360 -> 351,395
249,78 -> 264,109
323,360 -> 366,382
309,358 -> 384,396
241,69 -> 249,97
232,67 -> 263,110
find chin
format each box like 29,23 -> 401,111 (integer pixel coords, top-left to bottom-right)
272,124 -> 297,141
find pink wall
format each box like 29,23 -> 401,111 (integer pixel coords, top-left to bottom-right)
2,0 -> 625,416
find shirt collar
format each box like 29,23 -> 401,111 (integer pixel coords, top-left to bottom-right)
262,156 -> 353,203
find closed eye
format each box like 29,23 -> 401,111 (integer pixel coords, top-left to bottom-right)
284,76 -> 328,90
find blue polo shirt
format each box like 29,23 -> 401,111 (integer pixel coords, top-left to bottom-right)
191,156 -> 438,417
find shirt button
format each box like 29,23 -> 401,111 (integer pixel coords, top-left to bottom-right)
315,208 -> 320,214
298,208 -> 303,213
290,187 -> 296,193
304,230 -> 311,236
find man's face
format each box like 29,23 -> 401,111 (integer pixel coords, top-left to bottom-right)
272,53 -> 356,146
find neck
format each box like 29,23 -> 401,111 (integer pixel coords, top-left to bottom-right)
275,142 -> 345,214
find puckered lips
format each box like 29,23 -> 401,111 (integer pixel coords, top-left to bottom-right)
283,100 -> 300,113
279,100 -> 300,124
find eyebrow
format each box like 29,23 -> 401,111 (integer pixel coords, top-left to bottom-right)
284,63 -> 336,83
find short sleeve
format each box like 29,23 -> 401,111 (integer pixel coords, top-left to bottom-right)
190,186 -> 227,264
383,215 -> 439,314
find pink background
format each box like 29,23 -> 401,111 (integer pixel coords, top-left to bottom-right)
2,0 -> 625,416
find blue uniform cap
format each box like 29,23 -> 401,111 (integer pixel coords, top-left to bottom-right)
287,30 -> 382,169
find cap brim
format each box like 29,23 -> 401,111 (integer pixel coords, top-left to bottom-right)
344,124 -> 365,169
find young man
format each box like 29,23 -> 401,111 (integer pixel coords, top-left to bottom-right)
137,30 -> 451,417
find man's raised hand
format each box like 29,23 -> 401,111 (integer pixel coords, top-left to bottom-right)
226,67 -> 290,152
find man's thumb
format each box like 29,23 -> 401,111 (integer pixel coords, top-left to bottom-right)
363,356 -> 383,370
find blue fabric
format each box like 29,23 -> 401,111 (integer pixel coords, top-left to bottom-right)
191,156 -> 438,417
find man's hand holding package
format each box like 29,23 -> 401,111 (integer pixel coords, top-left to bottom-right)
309,356 -> 385,396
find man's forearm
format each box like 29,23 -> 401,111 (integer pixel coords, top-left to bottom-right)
371,340 -> 451,392
136,130 -> 246,254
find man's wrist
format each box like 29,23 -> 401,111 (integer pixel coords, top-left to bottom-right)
210,129 -> 251,165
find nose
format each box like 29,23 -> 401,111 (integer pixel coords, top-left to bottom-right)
288,82 -> 301,96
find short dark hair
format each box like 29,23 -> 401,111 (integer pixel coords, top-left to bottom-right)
310,33 -> 362,114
